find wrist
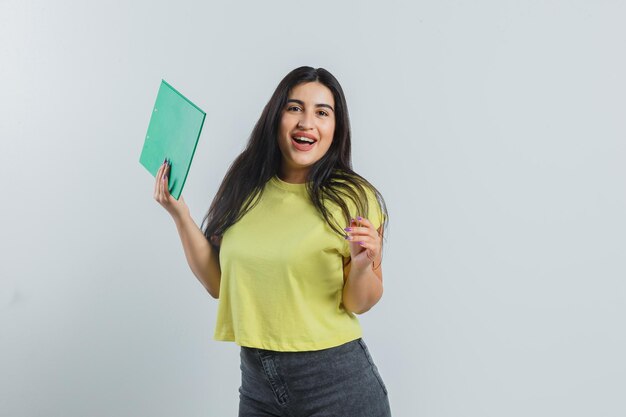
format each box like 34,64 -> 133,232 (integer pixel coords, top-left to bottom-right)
348,260 -> 373,277
172,210 -> 192,227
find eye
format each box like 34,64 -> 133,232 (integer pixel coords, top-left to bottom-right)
317,110 -> 329,117
287,105 -> 302,112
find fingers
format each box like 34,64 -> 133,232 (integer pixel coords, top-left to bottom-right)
345,232 -> 372,242
154,161 -> 165,198
154,159 -> 171,203
345,216 -> 381,255
344,226 -> 375,238
155,167 -> 161,200
348,234 -> 376,248
344,216 -> 377,239
352,216 -> 375,231
349,217 -> 370,230
162,162 -> 171,197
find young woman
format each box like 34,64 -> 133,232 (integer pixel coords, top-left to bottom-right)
154,66 -> 391,416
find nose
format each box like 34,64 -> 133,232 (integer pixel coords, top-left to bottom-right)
297,110 -> 315,129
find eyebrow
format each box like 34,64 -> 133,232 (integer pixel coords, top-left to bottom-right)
286,99 -> 334,112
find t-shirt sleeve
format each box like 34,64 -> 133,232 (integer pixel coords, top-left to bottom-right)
339,186 -> 385,258
365,187 -> 385,231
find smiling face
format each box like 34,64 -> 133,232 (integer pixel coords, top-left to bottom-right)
277,81 -> 336,183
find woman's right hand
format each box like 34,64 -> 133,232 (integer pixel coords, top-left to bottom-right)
154,159 -> 190,222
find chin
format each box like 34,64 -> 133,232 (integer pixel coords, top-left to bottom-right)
289,156 -> 319,169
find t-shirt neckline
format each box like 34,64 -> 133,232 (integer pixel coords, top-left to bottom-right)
270,175 -> 309,194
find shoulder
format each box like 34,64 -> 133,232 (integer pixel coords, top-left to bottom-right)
326,172 -> 386,230
362,186 -> 385,230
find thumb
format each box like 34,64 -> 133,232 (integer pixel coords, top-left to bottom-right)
177,195 -> 190,210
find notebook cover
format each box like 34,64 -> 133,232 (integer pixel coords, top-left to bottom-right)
139,80 -> 206,200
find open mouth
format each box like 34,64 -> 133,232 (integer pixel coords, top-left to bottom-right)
292,135 -> 317,145
291,135 -> 317,151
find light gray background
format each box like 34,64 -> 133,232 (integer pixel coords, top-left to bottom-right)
1,0 -> 625,416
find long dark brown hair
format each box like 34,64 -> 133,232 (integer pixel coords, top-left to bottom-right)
201,66 -> 388,263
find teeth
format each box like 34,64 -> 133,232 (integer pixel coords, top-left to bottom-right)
293,136 -> 315,143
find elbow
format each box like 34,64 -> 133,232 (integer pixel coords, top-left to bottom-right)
197,270 -> 220,299
206,280 -> 220,299
353,306 -> 372,315
208,287 -> 220,299
347,289 -> 384,315
343,300 -> 373,315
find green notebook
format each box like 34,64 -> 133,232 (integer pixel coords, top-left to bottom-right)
139,80 -> 206,200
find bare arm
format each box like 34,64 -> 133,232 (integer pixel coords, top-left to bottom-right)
342,218 -> 384,314
154,160 -> 221,298
342,254 -> 383,314
173,213 -> 221,298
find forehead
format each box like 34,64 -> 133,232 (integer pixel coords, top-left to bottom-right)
288,82 -> 334,106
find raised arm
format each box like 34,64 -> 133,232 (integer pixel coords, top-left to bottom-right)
154,160 -> 221,298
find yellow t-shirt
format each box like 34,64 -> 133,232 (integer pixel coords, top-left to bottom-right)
213,174 -> 384,351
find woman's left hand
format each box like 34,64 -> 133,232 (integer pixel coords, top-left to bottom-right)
345,217 -> 382,273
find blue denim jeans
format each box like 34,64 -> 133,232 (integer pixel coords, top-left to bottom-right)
238,337 -> 392,416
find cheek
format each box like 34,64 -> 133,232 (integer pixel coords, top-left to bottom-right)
279,113 -> 294,135
323,122 -> 336,141
321,126 -> 335,152
278,120 -> 289,138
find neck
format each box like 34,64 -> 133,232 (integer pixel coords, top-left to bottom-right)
278,166 -> 309,184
